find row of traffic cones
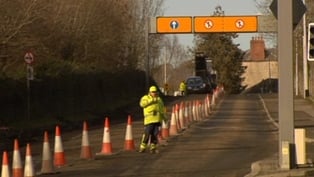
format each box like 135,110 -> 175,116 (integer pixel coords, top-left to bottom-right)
96,115 -> 136,156
1,115 -> 138,177
3,92 -> 224,175
1,143 -> 37,177
0,124 -> 66,177
87,87 -> 225,156
1,141 -> 41,177
1,88 -> 225,176
1,115 -> 136,177
165,92 -> 221,137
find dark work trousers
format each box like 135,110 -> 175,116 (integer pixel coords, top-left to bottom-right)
141,122 -> 161,145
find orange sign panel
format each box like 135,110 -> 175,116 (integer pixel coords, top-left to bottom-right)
194,17 -> 224,33
156,16 -> 192,33
223,16 -> 257,32
193,16 -> 258,33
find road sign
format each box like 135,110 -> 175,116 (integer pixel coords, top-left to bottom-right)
156,16 -> 192,33
194,17 -> 223,32
24,52 -> 34,64
223,16 -> 257,32
269,0 -> 306,29
194,16 -> 257,33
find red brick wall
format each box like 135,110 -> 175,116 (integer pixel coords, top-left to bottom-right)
250,36 -> 265,61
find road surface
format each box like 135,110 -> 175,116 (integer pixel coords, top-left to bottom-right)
24,94 -> 277,177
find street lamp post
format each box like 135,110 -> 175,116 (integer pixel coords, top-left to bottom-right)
268,56 -> 271,93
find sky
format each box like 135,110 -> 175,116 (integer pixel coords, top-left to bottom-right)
163,0 -> 262,51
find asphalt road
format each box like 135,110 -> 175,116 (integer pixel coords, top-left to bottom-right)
18,94 -> 278,177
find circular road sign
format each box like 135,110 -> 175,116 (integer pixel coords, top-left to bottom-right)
204,20 -> 214,29
24,52 -> 34,64
235,19 -> 245,29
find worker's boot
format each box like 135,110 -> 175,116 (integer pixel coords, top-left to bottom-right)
150,144 -> 159,154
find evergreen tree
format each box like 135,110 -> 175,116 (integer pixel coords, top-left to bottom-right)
193,5 -> 245,93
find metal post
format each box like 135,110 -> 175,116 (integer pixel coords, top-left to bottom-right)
269,57 -> 271,93
145,18 -> 150,90
164,49 -> 167,85
296,36 -> 299,96
278,0 -> 295,169
26,66 -> 31,120
303,0 -> 309,97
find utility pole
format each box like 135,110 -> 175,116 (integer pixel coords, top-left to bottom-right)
303,0 -> 309,98
278,0 -> 294,169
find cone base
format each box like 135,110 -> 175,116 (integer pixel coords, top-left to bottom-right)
80,146 -> 93,159
100,143 -> 112,154
54,152 -> 66,167
124,140 -> 135,151
12,170 -> 23,177
41,160 -> 54,174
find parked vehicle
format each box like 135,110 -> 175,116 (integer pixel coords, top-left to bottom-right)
186,76 -> 211,94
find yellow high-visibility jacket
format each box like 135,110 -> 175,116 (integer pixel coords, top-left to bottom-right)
179,82 -> 186,92
139,94 -> 165,125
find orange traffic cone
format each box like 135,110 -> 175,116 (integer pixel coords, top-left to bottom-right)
81,121 -> 93,159
41,131 -> 55,174
161,119 -> 169,139
99,117 -> 113,155
169,106 -> 178,136
211,89 -> 216,107
54,125 -> 66,167
12,139 -> 23,177
1,151 -> 10,177
124,115 -> 135,151
179,102 -> 186,129
24,144 -> 35,177
175,104 -> 181,131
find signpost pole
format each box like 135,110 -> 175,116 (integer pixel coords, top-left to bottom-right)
24,52 -> 34,120
278,0 -> 295,169
302,0 -> 309,98
27,66 -> 30,120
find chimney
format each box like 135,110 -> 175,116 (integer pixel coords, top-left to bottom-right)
250,36 -> 265,61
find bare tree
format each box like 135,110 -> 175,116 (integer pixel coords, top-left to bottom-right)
0,0 -> 165,77
152,35 -> 191,90
254,0 -> 277,48
0,0 -> 47,74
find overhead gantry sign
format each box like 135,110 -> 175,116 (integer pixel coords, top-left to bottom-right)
150,16 -> 276,34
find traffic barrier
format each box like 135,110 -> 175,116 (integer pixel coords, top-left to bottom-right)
124,115 -> 135,151
211,90 -> 216,108
169,106 -> 178,136
41,131 -> 55,174
161,119 -> 169,139
24,144 -> 35,177
193,100 -> 198,121
207,94 -> 212,115
97,117 -> 113,155
199,100 -> 203,120
189,101 -> 193,123
179,102 -> 186,129
175,104 -> 181,131
1,151 -> 10,177
81,121 -> 93,159
191,100 -> 196,121
204,96 -> 209,117
54,125 -> 66,167
186,101 -> 191,123
201,100 -> 205,119
184,101 -> 190,126
12,139 -> 23,177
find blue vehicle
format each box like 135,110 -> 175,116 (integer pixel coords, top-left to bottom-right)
186,76 -> 211,94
